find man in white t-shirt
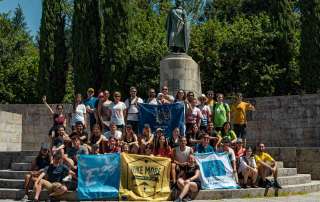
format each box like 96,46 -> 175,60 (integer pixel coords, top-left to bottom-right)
125,87 -> 143,134
104,122 -> 122,140
71,102 -> 86,128
110,92 -> 126,130
146,88 -> 158,105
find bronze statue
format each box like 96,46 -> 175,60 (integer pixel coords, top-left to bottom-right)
166,0 -> 190,53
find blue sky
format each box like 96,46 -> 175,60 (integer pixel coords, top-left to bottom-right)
0,0 -> 42,37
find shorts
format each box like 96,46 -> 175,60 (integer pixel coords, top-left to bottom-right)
41,180 -> 64,193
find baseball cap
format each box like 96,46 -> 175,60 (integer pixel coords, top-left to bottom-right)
41,143 -> 49,150
87,88 -> 94,93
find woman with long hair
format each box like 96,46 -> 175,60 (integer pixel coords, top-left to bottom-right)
154,134 -> 172,158
175,89 -> 186,102
122,125 -> 139,153
71,94 -> 87,130
139,124 -> 154,154
169,127 -> 181,148
42,96 -> 66,138
219,122 -> 237,144
90,124 -> 107,154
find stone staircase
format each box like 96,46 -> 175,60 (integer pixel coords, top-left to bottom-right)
0,153 -> 320,200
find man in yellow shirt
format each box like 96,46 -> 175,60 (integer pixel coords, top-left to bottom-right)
206,90 -> 215,107
231,93 -> 255,139
255,143 -> 281,189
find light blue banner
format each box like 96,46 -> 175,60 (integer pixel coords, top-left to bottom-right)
195,152 -> 240,190
77,154 -> 120,200
138,102 -> 185,137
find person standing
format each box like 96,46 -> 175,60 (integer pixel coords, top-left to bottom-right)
71,94 -> 87,130
206,90 -> 215,107
146,88 -> 158,105
197,94 -> 211,131
110,92 -> 127,130
83,88 -> 99,130
212,93 -> 230,131
161,85 -> 175,103
231,93 -> 255,139
125,87 -> 143,134
97,90 -> 112,132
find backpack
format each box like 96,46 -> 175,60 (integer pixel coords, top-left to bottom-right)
213,102 -> 229,113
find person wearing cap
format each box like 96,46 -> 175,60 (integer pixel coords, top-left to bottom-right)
139,124 -> 154,154
122,124 -> 139,153
110,91 -> 127,130
33,151 -> 76,202
64,133 -> 89,170
235,138 -> 246,160
206,90 -> 215,107
231,93 -> 255,140
22,144 -> 51,201
198,94 -> 211,131
157,92 -> 171,104
125,86 -> 144,134
71,94 -> 87,130
83,88 -> 99,130
195,133 -> 214,153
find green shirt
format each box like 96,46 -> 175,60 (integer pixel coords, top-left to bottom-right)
219,130 -> 237,142
213,103 -> 230,127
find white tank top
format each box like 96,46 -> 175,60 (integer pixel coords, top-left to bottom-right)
175,146 -> 191,163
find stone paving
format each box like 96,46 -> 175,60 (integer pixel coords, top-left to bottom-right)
195,191 -> 320,202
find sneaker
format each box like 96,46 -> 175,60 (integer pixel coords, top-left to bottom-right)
242,184 -> 248,189
265,179 -> 272,188
251,184 -> 259,188
21,194 -> 28,201
174,197 -> 182,202
273,180 -> 282,189
62,175 -> 72,182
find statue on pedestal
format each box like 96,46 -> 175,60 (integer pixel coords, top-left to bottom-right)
166,0 -> 190,53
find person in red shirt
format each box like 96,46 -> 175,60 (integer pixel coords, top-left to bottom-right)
154,134 -> 172,158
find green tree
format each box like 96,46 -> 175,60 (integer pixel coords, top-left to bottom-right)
12,4 -> 27,30
101,0 -> 131,93
299,0 -> 320,93
72,0 -> 103,94
0,13 -> 39,103
38,0 -> 67,103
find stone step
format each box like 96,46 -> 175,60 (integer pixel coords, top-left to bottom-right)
277,161 -> 284,168
267,174 -> 311,186
11,162 -> 31,171
278,168 -> 297,176
0,170 -> 29,179
0,188 -> 24,199
0,180 -> 317,200
195,180 -> 320,200
0,178 -> 24,189
23,155 -> 36,163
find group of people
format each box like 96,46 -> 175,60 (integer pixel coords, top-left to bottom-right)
23,86 -> 281,201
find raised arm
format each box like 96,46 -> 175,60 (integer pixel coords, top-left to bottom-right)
42,96 -> 54,115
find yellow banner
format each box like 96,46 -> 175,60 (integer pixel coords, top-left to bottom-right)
119,153 -> 171,201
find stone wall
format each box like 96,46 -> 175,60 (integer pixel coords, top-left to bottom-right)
0,93 -> 320,150
0,104 -> 73,151
245,94 -> 320,147
268,147 -> 320,180
0,111 -> 22,151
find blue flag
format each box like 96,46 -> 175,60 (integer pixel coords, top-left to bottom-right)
78,154 -> 120,200
138,102 -> 185,137
195,152 -> 240,190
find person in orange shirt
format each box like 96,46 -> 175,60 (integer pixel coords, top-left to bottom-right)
231,93 -> 255,140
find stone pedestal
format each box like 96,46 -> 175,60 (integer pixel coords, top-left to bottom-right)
160,53 -> 202,97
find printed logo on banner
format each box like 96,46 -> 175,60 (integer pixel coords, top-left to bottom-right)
202,160 -> 226,177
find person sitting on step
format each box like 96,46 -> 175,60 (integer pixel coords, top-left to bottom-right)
238,146 -> 258,188
33,151 -> 76,202
22,143 -> 51,201
255,142 -> 282,189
